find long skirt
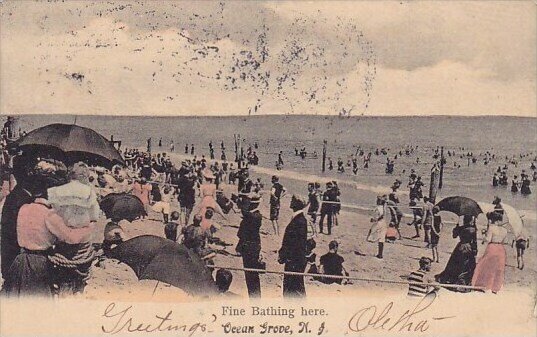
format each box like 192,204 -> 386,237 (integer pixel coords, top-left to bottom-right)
471,243 -> 506,293
3,252 -> 52,297
367,220 -> 387,243
435,242 -> 476,292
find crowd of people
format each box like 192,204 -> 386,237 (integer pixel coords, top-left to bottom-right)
0,121 -> 533,299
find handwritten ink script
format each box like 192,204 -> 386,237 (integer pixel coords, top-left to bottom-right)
347,293 -> 455,334
101,303 -> 209,336
100,296 -> 455,336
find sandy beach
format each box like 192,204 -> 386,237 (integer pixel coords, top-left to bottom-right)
80,151 -> 536,302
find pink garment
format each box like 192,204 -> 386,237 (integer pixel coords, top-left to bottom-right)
472,243 -> 506,292
133,182 -> 152,205
198,196 -> 218,214
200,183 -> 216,198
17,199 -> 94,251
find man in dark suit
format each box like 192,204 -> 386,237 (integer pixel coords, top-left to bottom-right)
236,194 -> 262,298
278,195 -> 308,297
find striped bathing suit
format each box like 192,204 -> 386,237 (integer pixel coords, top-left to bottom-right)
408,270 -> 429,297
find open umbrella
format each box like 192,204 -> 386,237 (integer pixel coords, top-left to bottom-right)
108,235 -> 218,296
436,196 -> 482,217
478,202 -> 526,238
99,193 -> 147,222
16,123 -> 124,168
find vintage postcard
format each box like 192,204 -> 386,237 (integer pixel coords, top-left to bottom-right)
0,1 -> 536,336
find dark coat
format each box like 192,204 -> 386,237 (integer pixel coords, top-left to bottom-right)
237,210 -> 262,247
1,185 -> 33,279
279,212 -> 308,297
237,210 -> 262,298
279,212 -> 308,266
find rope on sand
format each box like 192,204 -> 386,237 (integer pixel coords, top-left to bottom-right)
210,265 -> 486,291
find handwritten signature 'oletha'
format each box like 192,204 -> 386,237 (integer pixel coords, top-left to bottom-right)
347,292 -> 455,333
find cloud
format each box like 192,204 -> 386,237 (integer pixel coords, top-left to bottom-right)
370,61 -> 536,116
0,1 -> 535,117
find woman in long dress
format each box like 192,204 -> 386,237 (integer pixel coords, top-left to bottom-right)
511,175 -> 519,193
435,215 -> 477,292
367,195 -> 388,259
472,212 -> 508,293
193,169 -> 225,226
3,164 -> 94,297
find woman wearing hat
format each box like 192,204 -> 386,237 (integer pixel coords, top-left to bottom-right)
367,195 -> 388,259
3,162 -> 94,297
472,212 -> 508,293
435,215 -> 477,291
194,169 -> 225,220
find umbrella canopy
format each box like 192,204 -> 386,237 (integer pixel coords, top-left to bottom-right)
16,123 -> 124,168
478,202 -> 526,238
108,235 -> 218,296
99,193 -> 147,222
436,196 -> 483,217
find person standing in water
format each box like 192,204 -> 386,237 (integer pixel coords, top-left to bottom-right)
278,151 -> 284,167
511,175 -> 520,193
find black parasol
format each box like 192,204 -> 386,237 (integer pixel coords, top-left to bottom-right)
436,196 -> 483,217
108,235 -> 218,296
99,193 -> 147,222
16,123 -> 124,168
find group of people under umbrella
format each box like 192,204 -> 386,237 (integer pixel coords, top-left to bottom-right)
433,196 -> 529,293
0,123 -> 530,298
0,124 -> 218,297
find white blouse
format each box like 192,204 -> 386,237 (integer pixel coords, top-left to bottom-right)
486,225 -> 508,244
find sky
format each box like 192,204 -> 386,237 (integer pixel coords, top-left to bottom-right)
1,1 -> 535,117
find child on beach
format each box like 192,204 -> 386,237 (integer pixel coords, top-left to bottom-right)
318,241 -> 349,285
512,230 -> 530,270
164,211 -> 181,242
385,223 -> 398,243
102,219 -> 126,256
430,206 -> 443,263
152,186 -> 173,223
215,269 -> 239,297
408,257 -> 437,297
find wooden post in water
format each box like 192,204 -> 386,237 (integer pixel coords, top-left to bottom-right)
234,134 -> 239,162
429,163 -> 440,203
322,140 -> 327,173
439,146 -> 445,189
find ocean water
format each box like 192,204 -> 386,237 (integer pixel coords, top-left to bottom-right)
14,115 -> 537,213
